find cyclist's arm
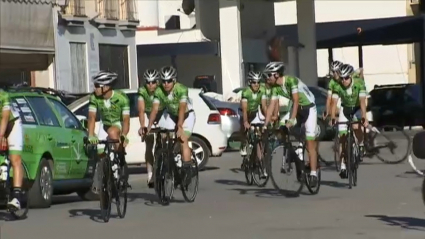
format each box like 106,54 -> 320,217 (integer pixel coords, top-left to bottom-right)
260,94 -> 267,117
273,98 -> 279,118
287,78 -> 299,122
0,94 -> 11,137
121,94 -> 130,136
359,81 -> 367,119
138,95 -> 146,128
240,89 -> 249,124
330,94 -> 339,119
88,96 -> 97,137
264,99 -> 278,126
147,101 -> 159,129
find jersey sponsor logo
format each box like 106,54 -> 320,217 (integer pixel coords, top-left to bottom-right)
23,145 -> 33,153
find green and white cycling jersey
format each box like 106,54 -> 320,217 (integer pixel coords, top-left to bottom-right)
88,90 -> 130,127
327,78 -> 341,96
271,76 -> 315,106
332,77 -> 367,107
0,90 -> 19,121
153,83 -> 193,116
137,86 -> 164,112
241,86 -> 265,113
0,90 -> 22,154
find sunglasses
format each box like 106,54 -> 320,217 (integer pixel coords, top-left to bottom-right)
161,79 -> 173,84
265,72 -> 277,78
342,76 -> 351,81
250,81 -> 260,85
146,81 -> 157,85
94,83 -> 104,88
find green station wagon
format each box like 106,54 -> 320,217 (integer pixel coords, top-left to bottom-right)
4,89 -> 96,208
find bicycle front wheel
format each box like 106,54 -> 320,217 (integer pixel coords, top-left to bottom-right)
154,149 -> 172,205
252,140 -> 269,187
181,155 -> 199,203
99,158 -> 112,222
372,125 -> 411,164
115,162 -> 128,219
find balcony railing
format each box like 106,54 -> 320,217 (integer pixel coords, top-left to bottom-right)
64,0 -> 86,16
96,0 -> 137,21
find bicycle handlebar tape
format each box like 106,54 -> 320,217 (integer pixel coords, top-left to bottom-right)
412,131 -> 425,159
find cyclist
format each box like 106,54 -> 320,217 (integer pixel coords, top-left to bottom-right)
239,71 -> 268,177
330,64 -> 368,178
0,90 -> 24,210
263,62 -> 319,187
325,60 -> 344,119
146,66 -> 196,179
87,71 -> 130,193
138,69 -> 165,188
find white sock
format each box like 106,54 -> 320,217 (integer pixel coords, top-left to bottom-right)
310,171 -> 317,176
341,162 -> 346,170
147,172 -> 153,181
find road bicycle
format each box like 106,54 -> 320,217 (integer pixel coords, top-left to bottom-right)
266,124 -> 321,196
84,136 -> 129,223
242,123 -> 269,187
149,127 -> 199,205
0,148 -> 30,220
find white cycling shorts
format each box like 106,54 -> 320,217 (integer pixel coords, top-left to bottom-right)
162,110 -> 196,136
279,106 -> 318,140
144,112 -> 166,129
8,119 -> 23,155
338,107 -> 362,134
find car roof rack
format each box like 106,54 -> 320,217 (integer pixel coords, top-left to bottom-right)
6,86 -> 80,99
373,83 -> 414,89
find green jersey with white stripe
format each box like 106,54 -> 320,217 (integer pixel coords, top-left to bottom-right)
88,90 -> 130,126
271,76 -> 315,106
153,83 -> 193,116
241,86 -> 265,113
332,77 -> 367,107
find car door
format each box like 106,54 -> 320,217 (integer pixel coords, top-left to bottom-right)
25,96 -> 71,179
125,92 -> 146,164
48,98 -> 90,179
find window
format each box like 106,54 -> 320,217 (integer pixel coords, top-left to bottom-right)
59,42 -> 87,93
11,97 -> 38,125
128,93 -> 138,117
98,44 -> 129,89
26,97 -> 60,127
65,0 -> 86,16
48,99 -> 82,130
119,0 -> 137,21
74,103 -> 100,122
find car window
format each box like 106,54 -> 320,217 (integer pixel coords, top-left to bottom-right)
73,103 -> 100,122
11,97 -> 38,125
48,98 -> 82,129
128,93 -> 138,117
308,87 -> 327,106
25,96 -> 60,127
405,85 -> 421,104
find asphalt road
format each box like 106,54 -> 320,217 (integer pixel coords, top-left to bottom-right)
0,141 -> 424,239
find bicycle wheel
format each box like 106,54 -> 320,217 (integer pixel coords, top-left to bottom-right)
99,157 -> 112,222
333,136 -> 341,171
304,147 -> 321,195
346,134 -> 353,189
352,144 -> 359,187
115,162 -> 128,219
269,145 -> 304,196
408,154 -> 424,176
422,177 -> 425,206
10,161 -> 30,220
372,125 -> 411,164
154,149 -> 172,205
252,140 -> 269,187
181,154 -> 199,202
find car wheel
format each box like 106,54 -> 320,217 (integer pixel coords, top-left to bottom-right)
189,136 -> 210,170
316,120 -> 327,141
77,189 -> 99,201
29,158 -> 53,208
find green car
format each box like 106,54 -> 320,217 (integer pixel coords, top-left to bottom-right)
2,89 -> 96,208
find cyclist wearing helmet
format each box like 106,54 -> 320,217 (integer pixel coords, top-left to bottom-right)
0,90 -> 24,210
146,66 -> 196,178
87,71 -> 130,193
325,60 -> 344,119
138,69 -> 165,188
330,64 -> 367,179
263,61 -> 319,187
239,71 -> 268,176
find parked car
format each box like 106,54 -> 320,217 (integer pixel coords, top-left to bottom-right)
6,88 -> 97,208
369,84 -> 424,129
68,88 -> 228,170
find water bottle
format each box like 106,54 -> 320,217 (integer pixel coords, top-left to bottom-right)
296,143 -> 304,161
0,163 -> 8,181
175,154 -> 182,168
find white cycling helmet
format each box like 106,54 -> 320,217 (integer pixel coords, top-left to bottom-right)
143,69 -> 160,82
338,64 -> 354,78
92,71 -> 118,86
264,61 -> 285,74
330,60 -> 343,72
160,66 -> 177,80
247,71 -> 263,82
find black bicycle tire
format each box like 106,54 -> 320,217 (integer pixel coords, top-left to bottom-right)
346,134 -> 353,189
374,125 -> 411,164
100,157 -> 112,222
252,139 -> 269,187
244,155 -> 254,185
10,161 -> 30,220
154,150 -> 169,205
116,163 -> 128,219
181,156 -> 199,202
304,145 -> 321,195
334,135 -> 340,171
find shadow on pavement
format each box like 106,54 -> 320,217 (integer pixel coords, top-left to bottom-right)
365,215 -> 425,231
229,188 -> 300,198
127,192 -> 185,206
229,168 -> 243,174
68,208 -> 118,223
52,195 -> 83,206
200,166 -> 220,172
215,179 -> 249,187
320,180 -> 348,188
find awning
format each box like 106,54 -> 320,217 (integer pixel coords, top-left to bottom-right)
0,53 -> 52,71
137,41 -> 220,57
276,16 -> 424,49
0,0 -> 55,53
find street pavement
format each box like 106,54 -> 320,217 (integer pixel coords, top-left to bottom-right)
1,142 -> 425,239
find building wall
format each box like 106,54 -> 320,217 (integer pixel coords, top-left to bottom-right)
276,0 -> 411,91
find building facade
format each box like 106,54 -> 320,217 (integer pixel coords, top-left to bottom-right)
135,0 -> 421,95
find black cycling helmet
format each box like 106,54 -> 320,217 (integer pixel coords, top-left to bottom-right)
160,66 -> 177,80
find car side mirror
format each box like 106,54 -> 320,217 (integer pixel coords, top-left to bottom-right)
76,115 -> 88,129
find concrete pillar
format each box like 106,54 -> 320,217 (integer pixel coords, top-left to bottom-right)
296,0 -> 317,86
219,0 -> 243,96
